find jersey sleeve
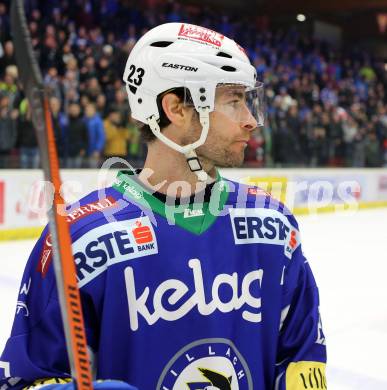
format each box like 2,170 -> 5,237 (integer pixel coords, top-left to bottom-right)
0,228 -> 97,390
274,216 -> 327,390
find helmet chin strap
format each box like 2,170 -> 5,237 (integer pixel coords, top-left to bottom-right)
184,149 -> 208,182
147,107 -> 210,182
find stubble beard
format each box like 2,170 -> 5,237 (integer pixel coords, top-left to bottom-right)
182,117 -> 246,169
196,139 -> 246,168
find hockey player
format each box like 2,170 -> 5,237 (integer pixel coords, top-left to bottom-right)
0,23 -> 327,389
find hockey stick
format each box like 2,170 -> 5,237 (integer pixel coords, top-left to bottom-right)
11,2 -> 93,389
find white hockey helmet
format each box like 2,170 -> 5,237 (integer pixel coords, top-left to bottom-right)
123,22 -> 263,180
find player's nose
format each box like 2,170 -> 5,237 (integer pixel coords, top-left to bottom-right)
240,106 -> 258,131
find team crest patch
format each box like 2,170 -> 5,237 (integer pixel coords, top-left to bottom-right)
157,338 -> 253,389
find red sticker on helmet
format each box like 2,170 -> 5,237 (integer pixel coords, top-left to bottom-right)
178,23 -> 224,48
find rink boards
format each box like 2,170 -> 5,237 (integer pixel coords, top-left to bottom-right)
1,168 -> 387,240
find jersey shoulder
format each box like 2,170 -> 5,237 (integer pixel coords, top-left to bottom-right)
224,178 -> 299,229
65,185 -> 143,235
32,185 -> 144,278
224,178 -> 302,261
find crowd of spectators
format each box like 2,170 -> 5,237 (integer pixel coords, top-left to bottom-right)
0,0 -> 386,169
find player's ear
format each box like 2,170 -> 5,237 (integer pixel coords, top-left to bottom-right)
161,93 -> 189,127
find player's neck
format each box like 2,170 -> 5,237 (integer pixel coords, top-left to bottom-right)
138,140 -> 216,197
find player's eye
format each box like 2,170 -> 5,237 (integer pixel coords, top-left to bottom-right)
227,99 -> 242,107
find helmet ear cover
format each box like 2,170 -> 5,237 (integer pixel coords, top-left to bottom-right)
141,87 -> 196,143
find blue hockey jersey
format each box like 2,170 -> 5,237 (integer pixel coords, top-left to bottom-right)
0,170 -> 327,389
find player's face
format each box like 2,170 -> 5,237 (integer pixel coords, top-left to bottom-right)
192,86 -> 258,167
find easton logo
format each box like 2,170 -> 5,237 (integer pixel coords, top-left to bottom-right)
178,23 -> 224,47
162,62 -> 198,72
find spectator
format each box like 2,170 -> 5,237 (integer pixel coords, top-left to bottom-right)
286,104 -> 303,164
0,97 -> 17,168
96,93 -> 108,118
84,102 -> 105,168
0,2 -> 386,169
112,88 -> 130,126
65,102 -> 88,168
383,140 -> 387,167
359,61 -> 376,82
0,3 -> 10,41
0,70 -> 17,106
17,100 -> 40,169
0,41 -> 16,76
328,110 -> 344,166
320,82 -> 338,106
80,56 -> 97,83
62,69 -> 80,108
127,115 -> 143,163
272,118 -> 299,166
97,55 -> 116,90
273,87 -> 295,112
84,77 -> 102,103
44,67 -> 62,101
310,127 -> 329,167
352,129 -> 366,167
342,116 -> 358,166
103,106 -> 131,159
40,31 -> 62,73
49,96 -> 67,162
245,129 -> 265,167
364,131 -> 382,167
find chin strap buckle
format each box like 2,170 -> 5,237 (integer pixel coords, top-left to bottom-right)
186,156 -> 202,172
185,150 -> 208,182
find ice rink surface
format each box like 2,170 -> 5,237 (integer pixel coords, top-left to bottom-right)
0,208 -> 386,389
